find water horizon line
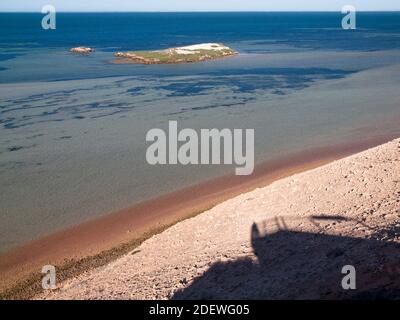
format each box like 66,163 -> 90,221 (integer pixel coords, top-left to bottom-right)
1,10 -> 400,14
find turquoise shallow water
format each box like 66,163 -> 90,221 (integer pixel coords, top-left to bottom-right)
1,13 -> 400,252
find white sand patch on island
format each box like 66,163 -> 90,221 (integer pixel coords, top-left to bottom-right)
37,138 -> 400,300
172,43 -> 232,54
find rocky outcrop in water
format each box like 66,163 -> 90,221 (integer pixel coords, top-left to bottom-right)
70,47 -> 95,54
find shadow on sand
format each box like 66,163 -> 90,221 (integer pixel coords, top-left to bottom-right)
173,215 -> 400,299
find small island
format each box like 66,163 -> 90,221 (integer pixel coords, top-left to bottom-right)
113,43 -> 237,64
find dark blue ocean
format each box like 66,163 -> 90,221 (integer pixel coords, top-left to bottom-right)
1,12 -> 400,82
1,12 -> 400,251
2,12 -> 400,51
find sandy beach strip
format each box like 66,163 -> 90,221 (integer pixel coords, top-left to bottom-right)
36,137 -> 400,300
0,134 -> 398,299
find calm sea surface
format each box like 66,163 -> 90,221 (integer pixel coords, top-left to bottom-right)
1,12 -> 400,251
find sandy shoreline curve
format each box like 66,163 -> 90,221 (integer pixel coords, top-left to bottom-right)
0,133 -> 398,298
38,136 -> 400,300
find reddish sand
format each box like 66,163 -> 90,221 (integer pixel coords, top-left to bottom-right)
0,134 -> 397,292
40,137 -> 400,299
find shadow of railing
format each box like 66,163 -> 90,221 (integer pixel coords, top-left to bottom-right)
172,215 -> 400,299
